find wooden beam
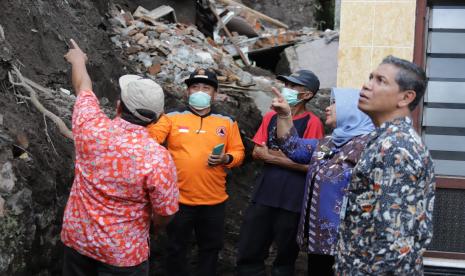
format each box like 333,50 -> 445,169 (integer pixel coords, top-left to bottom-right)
209,3 -> 251,66
425,251 -> 465,260
436,177 -> 465,189
217,0 -> 289,29
412,0 -> 428,133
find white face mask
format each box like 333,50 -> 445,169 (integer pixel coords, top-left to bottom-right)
188,91 -> 211,110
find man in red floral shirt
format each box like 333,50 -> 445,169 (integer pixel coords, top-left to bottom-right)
61,39 -> 179,276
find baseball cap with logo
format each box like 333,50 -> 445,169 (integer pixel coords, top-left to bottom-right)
277,70 -> 320,93
184,68 -> 218,89
119,75 -> 164,122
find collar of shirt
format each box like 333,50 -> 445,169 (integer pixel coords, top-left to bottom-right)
378,116 -> 411,130
376,116 -> 411,134
113,117 -> 149,134
363,116 -> 412,148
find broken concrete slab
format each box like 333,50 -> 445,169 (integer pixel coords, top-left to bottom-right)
134,5 -> 177,23
276,35 -> 339,89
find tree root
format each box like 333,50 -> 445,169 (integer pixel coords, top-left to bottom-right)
8,66 -> 73,140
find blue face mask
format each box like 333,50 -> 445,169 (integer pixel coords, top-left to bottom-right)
281,87 -> 302,107
188,91 -> 211,110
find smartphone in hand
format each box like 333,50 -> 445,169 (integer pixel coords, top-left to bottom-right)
212,143 -> 225,155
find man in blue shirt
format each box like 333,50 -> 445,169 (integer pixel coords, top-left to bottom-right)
335,56 -> 435,275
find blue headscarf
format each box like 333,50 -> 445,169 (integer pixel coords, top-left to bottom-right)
331,88 -> 375,147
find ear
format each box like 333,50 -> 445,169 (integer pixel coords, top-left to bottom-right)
398,90 -> 416,108
211,89 -> 217,101
185,87 -> 192,100
301,91 -> 314,100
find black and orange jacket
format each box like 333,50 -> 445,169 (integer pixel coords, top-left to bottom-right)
148,107 -> 245,206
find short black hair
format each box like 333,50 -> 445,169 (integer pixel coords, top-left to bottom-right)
381,55 -> 427,111
120,100 -> 157,127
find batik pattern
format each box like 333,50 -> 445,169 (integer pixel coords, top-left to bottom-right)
278,130 -> 369,256
335,117 -> 435,275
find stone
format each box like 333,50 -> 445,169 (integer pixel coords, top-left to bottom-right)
6,188 -> 32,216
59,88 -> 71,95
0,162 -> 16,194
0,131 -> 13,147
148,63 -> 161,75
126,46 -> 142,55
0,195 -> 4,217
110,36 -> 122,48
136,35 -> 148,45
146,31 -> 159,39
132,33 -> 144,41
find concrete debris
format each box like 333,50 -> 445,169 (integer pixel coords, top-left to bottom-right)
133,5 -> 177,23
209,1 -> 338,56
59,88 -> 71,95
108,2 -> 339,114
109,4 -> 256,94
279,36 -> 339,89
109,3 -> 339,89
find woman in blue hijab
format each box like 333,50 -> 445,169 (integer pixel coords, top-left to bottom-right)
272,88 -> 374,275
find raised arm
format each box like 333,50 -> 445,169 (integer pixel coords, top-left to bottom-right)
64,39 -> 92,95
270,87 -> 294,138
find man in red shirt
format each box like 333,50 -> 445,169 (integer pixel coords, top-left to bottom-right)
61,39 -> 179,276
236,70 -> 324,275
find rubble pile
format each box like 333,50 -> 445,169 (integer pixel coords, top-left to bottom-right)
108,3 -> 339,98
109,5 -> 256,99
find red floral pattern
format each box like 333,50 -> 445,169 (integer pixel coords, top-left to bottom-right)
61,90 -> 178,266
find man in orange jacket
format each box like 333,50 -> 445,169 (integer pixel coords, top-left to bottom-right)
148,68 -> 245,276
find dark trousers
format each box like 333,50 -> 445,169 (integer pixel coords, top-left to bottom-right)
165,202 -> 226,276
62,245 -> 148,276
236,203 -> 301,276
307,253 -> 335,276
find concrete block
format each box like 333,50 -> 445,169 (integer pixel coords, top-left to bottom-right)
277,38 -> 339,89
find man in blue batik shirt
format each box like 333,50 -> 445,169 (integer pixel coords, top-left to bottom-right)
335,56 -> 436,275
